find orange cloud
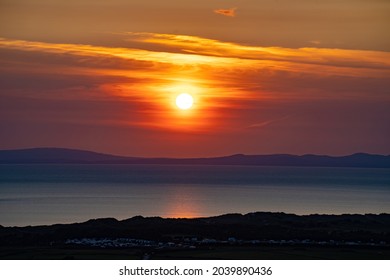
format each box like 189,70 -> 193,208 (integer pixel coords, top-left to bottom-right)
2,34 -> 389,80
214,8 -> 237,17
128,33 -> 390,77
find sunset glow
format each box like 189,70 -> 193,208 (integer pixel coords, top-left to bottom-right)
1,2 -> 390,267
0,0 -> 389,157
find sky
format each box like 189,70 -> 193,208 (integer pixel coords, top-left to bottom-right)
0,0 -> 389,157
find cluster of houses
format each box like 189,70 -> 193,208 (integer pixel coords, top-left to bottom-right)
65,236 -> 387,249
65,238 -> 157,248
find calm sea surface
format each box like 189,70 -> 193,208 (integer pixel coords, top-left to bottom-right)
0,164 -> 389,226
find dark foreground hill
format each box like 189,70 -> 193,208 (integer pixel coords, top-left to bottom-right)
1,148 -> 389,167
1,212 -> 389,259
1,212 -> 389,245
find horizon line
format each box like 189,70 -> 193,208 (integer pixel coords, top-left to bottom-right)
0,146 -> 389,159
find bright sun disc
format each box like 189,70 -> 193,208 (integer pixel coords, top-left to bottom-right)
176,93 -> 194,110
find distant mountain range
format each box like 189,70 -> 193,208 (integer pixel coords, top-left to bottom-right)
0,147 -> 389,168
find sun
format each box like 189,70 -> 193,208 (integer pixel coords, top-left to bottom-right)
175,93 -> 194,110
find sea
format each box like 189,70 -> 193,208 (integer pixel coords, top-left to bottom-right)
0,164 -> 389,226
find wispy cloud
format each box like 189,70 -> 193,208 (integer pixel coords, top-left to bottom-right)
309,40 -> 321,45
214,8 -> 237,17
248,116 -> 291,129
2,34 -> 389,78
0,37 -> 232,67
128,33 -> 390,77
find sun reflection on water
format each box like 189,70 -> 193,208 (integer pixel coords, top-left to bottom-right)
162,186 -> 204,219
